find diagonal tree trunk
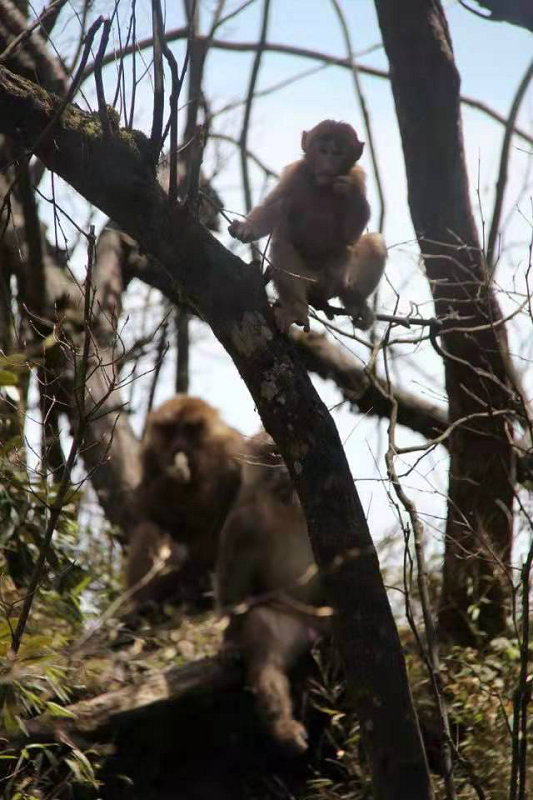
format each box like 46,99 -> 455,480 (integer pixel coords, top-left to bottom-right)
374,0 -> 516,645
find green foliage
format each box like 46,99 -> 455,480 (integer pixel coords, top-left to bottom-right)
0,359 -> 106,799
0,403 -> 89,625
302,632 -> 532,800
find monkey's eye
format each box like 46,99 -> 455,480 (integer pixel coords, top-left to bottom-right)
181,420 -> 204,436
157,422 -> 177,438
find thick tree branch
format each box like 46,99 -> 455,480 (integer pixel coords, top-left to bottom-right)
20,656 -> 241,741
292,330 -> 448,443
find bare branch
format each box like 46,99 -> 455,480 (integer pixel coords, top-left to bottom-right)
94,18 -> 112,138
150,0 -> 165,156
292,329 -> 448,442
487,55 -> 533,269
239,0 -> 271,214
330,0 -> 386,232
82,30 -> 533,150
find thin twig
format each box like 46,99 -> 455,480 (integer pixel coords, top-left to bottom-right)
154,0 -> 182,201
150,0 -> 165,157
487,55 -> 533,270
146,310 -> 170,413
128,0 -> 138,129
330,0 -> 386,233
82,33 -> 533,150
183,0 -> 204,209
239,0 -> 271,213
210,132 -> 277,178
318,300 -> 440,329
94,18 -> 112,137
212,0 -> 257,32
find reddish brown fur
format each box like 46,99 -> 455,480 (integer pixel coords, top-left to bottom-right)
126,395 -> 245,611
216,433 -> 327,755
228,120 -> 386,333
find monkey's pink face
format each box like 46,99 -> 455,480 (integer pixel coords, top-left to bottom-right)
310,137 -> 348,186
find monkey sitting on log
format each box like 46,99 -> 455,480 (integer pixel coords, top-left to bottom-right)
229,119 -> 387,333
126,395 -> 245,612
216,433 -> 329,755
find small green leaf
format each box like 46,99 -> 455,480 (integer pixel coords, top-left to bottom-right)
46,701 -> 76,718
0,370 -> 18,386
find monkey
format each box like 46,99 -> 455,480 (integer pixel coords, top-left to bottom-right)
215,433 -> 329,756
125,395 -> 245,612
228,120 -> 387,333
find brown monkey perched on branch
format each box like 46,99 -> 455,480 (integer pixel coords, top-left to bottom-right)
228,120 -> 387,333
216,434 -> 329,755
126,396 -> 245,611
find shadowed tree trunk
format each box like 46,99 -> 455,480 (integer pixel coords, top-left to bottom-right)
374,0 -> 516,645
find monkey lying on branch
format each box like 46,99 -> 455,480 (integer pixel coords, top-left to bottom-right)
216,433 -> 330,756
229,120 -> 387,333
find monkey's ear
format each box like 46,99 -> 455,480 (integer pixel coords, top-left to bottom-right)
301,130 -> 309,152
354,140 -> 365,161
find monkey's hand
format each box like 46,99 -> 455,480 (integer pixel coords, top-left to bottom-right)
273,304 -> 310,335
273,719 -> 309,755
332,175 -> 356,195
351,303 -> 375,331
168,450 -> 191,482
228,219 -> 256,243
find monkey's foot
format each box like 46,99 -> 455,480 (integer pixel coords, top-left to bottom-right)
228,219 -> 255,243
218,639 -> 243,667
273,304 -> 310,335
350,302 -> 375,331
272,718 -> 309,756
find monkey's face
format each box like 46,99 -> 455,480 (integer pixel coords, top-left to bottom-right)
310,135 -> 350,186
146,410 -> 211,484
302,122 -> 365,185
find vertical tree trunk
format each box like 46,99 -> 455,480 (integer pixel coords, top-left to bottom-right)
374,0 -> 516,645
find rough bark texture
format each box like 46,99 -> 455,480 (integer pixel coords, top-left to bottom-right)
374,0 -> 516,645
0,67 -> 432,797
